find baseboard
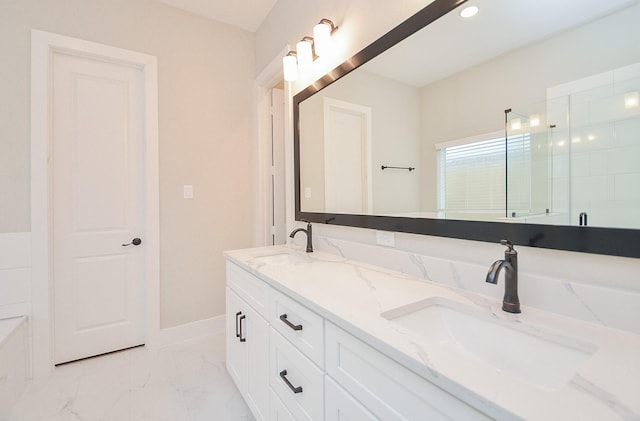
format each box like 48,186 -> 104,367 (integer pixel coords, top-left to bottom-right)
156,314 -> 225,347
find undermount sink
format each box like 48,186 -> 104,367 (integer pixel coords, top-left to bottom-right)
252,251 -> 306,266
381,298 -> 597,389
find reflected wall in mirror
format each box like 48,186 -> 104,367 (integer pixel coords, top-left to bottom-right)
294,0 -> 640,258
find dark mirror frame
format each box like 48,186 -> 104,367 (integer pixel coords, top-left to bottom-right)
293,0 -> 640,259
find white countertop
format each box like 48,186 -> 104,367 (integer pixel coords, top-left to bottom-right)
224,245 -> 640,420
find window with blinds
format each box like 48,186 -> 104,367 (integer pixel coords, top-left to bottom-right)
437,133 -> 531,214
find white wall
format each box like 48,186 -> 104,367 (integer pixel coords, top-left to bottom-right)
258,0 -> 640,332
0,0 -> 256,329
0,233 -> 31,320
299,70 -> 421,214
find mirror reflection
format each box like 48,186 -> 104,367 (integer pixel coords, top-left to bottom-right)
298,0 -> 640,229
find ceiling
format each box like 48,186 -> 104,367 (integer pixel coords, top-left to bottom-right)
153,0 -> 277,32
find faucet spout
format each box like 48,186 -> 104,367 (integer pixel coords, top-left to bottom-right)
485,240 -> 521,313
289,221 -> 313,253
485,259 -> 508,284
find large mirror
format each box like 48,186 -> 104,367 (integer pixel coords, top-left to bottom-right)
294,0 -> 640,258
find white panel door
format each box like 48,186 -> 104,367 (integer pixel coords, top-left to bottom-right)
324,98 -> 372,214
52,51 -> 145,364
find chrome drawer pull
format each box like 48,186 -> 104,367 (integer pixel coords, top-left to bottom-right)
279,369 -> 303,394
279,314 -> 303,331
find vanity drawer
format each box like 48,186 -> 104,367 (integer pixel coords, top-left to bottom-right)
325,322 -> 491,420
325,376 -> 377,421
270,289 -> 324,367
270,328 -> 324,421
269,389 -> 296,421
227,261 -> 272,318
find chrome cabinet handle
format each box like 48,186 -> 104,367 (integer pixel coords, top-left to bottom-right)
122,238 -> 142,246
235,311 -> 242,338
239,315 -> 246,343
279,370 -> 303,394
279,314 -> 303,331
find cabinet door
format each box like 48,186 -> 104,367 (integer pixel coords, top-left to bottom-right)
226,287 -> 247,391
325,376 -> 378,421
245,303 -> 270,421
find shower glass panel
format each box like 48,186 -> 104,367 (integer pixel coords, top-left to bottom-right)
566,75 -> 640,229
506,63 -> 640,228
505,101 -> 553,223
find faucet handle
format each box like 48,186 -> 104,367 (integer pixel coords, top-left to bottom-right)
500,239 -> 516,254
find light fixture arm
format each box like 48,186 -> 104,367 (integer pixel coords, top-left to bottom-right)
318,18 -> 338,33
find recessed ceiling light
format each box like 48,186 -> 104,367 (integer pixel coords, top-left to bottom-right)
460,6 -> 479,18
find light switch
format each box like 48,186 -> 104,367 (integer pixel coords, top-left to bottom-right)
183,185 -> 194,199
304,187 -> 312,198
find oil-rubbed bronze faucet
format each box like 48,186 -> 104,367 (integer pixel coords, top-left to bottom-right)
486,240 -> 521,313
289,220 -> 313,253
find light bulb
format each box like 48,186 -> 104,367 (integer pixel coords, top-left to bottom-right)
460,6 -> 478,18
529,114 -> 540,127
624,91 -> 639,109
296,39 -> 313,70
313,21 -> 332,57
282,54 -> 298,82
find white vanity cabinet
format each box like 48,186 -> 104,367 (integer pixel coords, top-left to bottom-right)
226,264 -> 271,421
226,256 -> 491,421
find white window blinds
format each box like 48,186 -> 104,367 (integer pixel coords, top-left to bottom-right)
437,133 -> 531,214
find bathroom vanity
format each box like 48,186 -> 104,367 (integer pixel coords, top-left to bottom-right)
224,245 -> 640,420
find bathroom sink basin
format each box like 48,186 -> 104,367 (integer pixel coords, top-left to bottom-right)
381,298 -> 596,389
252,251 -> 306,266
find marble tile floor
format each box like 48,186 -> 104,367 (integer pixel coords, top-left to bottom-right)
7,333 -> 254,421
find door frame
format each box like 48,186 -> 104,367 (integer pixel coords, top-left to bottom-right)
30,30 -> 160,378
254,47 -> 292,245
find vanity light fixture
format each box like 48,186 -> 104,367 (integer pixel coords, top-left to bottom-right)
283,51 -> 298,82
296,37 -> 315,70
313,19 -> 338,57
282,18 -> 339,82
624,91 -> 639,109
459,5 -> 479,18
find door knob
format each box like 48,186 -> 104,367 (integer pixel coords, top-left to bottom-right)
122,238 -> 142,246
